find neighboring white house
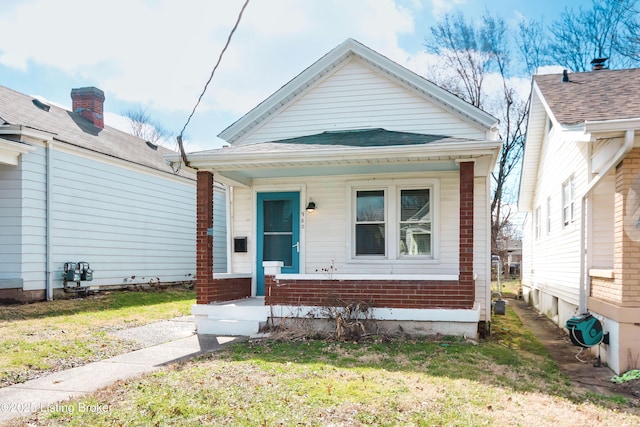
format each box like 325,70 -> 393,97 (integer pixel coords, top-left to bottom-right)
168,39 -> 502,338
0,85 -> 226,302
519,67 -> 640,374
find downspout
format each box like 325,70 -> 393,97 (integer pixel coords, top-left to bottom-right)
579,129 -> 635,312
45,139 -> 53,301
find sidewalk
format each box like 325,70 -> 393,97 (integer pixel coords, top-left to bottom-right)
0,318 -> 238,424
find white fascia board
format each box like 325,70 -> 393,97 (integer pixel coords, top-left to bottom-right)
0,137 -> 36,165
584,118 -> 640,134
0,124 -> 55,143
218,39 -> 497,144
185,140 -> 502,170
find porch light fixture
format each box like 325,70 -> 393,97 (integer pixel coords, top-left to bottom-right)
306,200 -> 317,213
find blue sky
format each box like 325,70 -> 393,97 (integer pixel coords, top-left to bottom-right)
0,0 -> 585,152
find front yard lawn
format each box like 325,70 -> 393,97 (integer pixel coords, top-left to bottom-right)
11,305 -> 640,426
0,287 -> 195,387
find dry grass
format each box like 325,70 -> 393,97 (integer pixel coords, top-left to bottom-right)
9,304 -> 640,426
0,287 -> 194,387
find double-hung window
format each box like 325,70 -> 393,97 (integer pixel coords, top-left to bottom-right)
562,176 -> 575,227
350,180 -> 437,260
355,190 -> 386,256
399,189 -> 431,256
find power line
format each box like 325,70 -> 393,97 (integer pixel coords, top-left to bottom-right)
176,0 -> 250,169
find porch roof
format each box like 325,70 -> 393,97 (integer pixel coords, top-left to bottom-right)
170,128 -> 502,186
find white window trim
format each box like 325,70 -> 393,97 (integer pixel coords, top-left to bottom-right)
346,178 -> 440,263
562,176 -> 575,228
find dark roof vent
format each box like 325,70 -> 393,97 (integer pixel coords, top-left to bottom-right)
591,58 -> 608,70
145,141 -> 158,150
32,98 -> 50,111
562,69 -> 570,82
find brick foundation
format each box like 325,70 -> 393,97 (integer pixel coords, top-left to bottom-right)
198,277 -> 251,304
265,278 -> 473,309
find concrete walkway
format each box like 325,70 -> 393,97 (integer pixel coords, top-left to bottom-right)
0,318 -> 238,424
508,297 -> 618,396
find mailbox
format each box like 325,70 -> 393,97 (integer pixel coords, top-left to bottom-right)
78,262 -> 93,281
63,262 -> 81,282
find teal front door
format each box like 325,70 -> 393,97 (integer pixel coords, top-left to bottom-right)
256,192 -> 300,296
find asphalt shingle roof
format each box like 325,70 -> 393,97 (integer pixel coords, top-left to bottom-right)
0,85 -> 190,178
193,129 -> 476,155
535,68 -> 640,126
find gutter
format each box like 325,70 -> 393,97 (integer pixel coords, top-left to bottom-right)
579,128 -> 635,312
46,140 -> 53,300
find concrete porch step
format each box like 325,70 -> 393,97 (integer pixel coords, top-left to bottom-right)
195,318 -> 264,336
193,298 -> 270,336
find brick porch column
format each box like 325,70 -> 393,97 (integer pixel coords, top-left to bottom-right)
459,161 -> 475,306
196,171 -> 214,304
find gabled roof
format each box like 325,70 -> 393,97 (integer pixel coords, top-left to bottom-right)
535,68 -> 640,125
519,68 -> 640,211
218,38 -> 498,144
0,85 -> 190,178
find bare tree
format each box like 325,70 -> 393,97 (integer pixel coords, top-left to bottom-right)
425,12 -> 546,258
548,0 -> 640,71
123,106 -> 172,147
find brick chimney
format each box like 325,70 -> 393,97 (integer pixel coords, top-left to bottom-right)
71,87 -> 105,129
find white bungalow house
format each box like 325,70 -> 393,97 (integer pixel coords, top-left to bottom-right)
170,39 -> 502,338
0,85 -> 226,302
519,66 -> 640,374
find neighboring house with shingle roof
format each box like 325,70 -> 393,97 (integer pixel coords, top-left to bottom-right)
519,67 -> 640,374
167,39 -> 502,338
0,85 -> 226,302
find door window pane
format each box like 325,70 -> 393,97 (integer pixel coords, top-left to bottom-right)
264,200 -> 292,232
263,199 -> 293,266
264,234 -> 293,267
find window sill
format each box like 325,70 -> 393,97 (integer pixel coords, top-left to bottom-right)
589,269 -> 614,279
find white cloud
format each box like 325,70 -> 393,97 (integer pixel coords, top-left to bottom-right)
0,0 -> 419,118
429,0 -> 466,17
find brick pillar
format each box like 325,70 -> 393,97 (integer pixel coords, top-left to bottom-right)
459,161 -> 475,306
196,171 -> 214,305
614,148 -> 640,307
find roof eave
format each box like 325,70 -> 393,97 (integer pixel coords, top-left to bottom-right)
180,140 -> 502,170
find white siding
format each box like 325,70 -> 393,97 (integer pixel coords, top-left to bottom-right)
474,176 -> 490,320
0,158 -> 26,283
41,148 -> 196,289
230,187 -> 253,274
19,146 -> 47,290
212,184 -> 227,273
522,127 -> 587,305
230,171 -> 462,276
241,59 -> 486,145
591,173 -> 614,269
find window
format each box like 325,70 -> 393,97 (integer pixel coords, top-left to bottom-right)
355,190 -> 386,256
350,180 -> 437,260
546,196 -> 551,234
562,176 -> 575,227
399,189 -> 431,256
